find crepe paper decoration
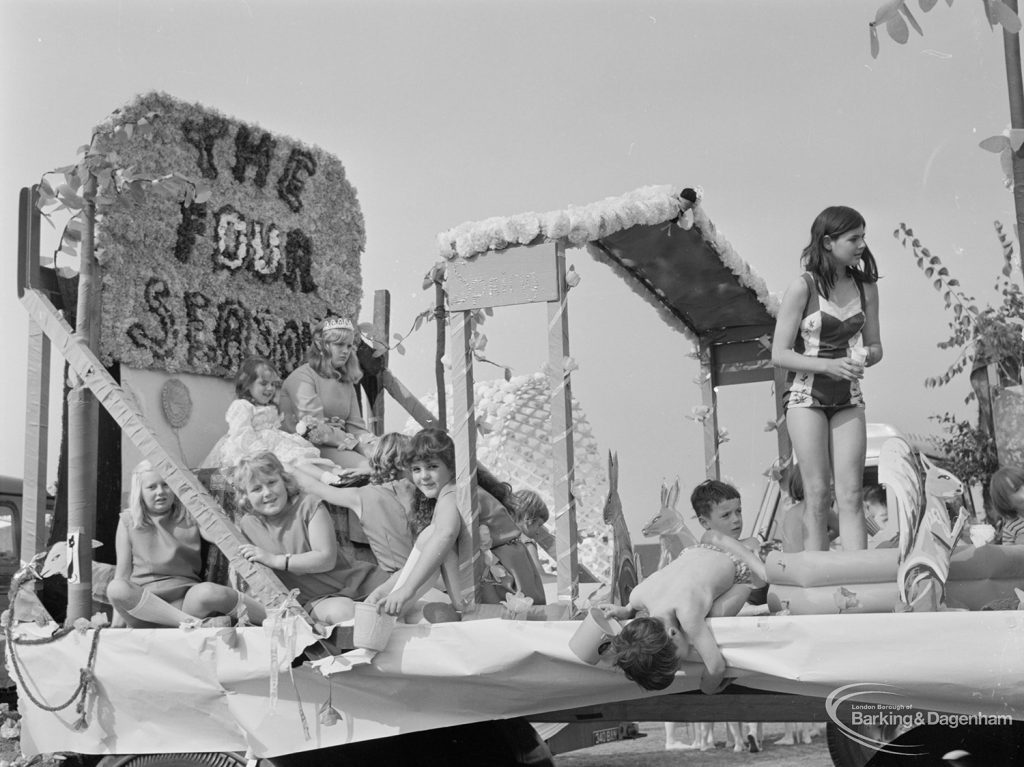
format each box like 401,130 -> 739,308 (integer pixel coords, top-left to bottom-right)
318,682 -> 343,727
309,649 -> 376,677
218,627 -> 239,649
833,587 -> 860,613
501,592 -> 535,620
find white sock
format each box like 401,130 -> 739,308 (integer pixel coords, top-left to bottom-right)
128,589 -> 194,626
320,470 -> 339,485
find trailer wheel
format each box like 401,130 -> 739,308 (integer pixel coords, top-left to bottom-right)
99,754 -> 247,767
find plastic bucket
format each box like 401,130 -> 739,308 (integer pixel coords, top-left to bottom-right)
353,602 -> 397,651
568,607 -> 622,665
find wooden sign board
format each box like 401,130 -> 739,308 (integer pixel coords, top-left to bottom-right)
447,243 -> 559,310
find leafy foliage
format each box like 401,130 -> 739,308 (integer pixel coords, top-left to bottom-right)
930,412 -> 1000,501
896,221 -> 1024,395
868,0 -> 1022,59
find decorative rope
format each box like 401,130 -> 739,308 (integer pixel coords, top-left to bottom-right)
5,620 -> 102,732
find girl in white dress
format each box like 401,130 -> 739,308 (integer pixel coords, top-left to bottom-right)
219,356 -> 346,486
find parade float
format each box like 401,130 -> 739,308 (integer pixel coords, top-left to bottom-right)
8,94 -> 1024,766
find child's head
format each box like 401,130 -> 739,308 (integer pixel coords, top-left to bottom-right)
801,205 -> 878,296
863,483 -> 888,524
610,616 -> 683,691
308,316 -> 363,384
127,460 -> 182,529
690,479 -> 743,538
990,467 -> 1024,518
369,432 -> 411,484
405,428 -> 456,499
509,488 -> 550,538
232,451 -> 300,516
235,356 -> 281,406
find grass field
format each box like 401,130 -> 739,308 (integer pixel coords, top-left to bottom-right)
554,722 -> 833,767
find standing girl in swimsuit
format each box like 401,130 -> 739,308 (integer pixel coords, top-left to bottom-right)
772,206 -> 882,551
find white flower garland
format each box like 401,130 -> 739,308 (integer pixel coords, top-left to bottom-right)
435,185 -> 779,339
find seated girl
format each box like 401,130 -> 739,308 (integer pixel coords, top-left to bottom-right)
601,531 -> 767,695
233,452 -> 389,625
297,430 -> 545,606
218,356 -> 349,486
291,433 -> 419,573
365,429 -> 545,618
107,461 -> 266,628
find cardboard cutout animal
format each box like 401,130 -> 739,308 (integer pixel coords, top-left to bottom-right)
641,479 -> 699,573
602,452 -> 639,606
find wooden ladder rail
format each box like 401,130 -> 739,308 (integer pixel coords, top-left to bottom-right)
19,287 -> 309,622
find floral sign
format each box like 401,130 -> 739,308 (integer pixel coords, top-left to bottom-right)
95,92 -> 365,376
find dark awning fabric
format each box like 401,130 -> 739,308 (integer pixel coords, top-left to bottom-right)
589,220 -> 776,340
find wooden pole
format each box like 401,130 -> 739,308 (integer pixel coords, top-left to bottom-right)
699,342 -> 721,480
19,187 -> 49,565
435,281 -> 447,428
448,309 -> 483,610
773,366 -> 792,469
1002,0 -> 1024,264
548,242 -> 579,603
66,174 -> 99,623
369,289 -> 391,437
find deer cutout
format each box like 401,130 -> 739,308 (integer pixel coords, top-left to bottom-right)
920,453 -> 965,501
603,452 -> 640,606
641,479 -> 699,572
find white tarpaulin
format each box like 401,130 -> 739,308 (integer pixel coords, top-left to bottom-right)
11,610 -> 1024,758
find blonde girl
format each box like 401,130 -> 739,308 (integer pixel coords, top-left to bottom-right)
107,461 -> 265,628
279,317 -> 375,471
234,452 -> 388,625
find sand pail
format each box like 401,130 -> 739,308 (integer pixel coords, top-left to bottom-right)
568,608 -> 622,665
353,602 -> 397,651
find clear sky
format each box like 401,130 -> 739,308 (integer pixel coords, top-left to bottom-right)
1,0 -> 1018,539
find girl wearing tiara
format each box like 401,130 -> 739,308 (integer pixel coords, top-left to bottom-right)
219,356 -> 349,486
279,317 -> 374,471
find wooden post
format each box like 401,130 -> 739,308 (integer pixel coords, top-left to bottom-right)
66,174 -> 99,623
369,290 -> 391,437
773,366 -> 791,468
699,342 -> 721,480
435,281 -> 448,428
19,187 -> 49,565
448,310 -> 483,610
548,242 -> 579,603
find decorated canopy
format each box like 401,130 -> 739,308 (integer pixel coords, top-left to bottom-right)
435,185 -> 778,346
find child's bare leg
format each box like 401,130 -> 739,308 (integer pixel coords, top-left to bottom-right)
181,582 -> 266,625
727,722 -> 742,751
708,584 -> 752,617
310,596 -> 356,625
107,579 -> 193,628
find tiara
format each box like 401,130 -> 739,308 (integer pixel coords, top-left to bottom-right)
321,317 -> 354,332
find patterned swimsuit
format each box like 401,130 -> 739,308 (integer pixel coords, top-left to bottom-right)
784,272 -> 866,412
683,542 -> 753,585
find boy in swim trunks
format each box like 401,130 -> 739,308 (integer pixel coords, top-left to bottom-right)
602,479 -> 766,695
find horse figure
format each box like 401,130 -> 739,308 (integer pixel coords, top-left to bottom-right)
602,452 -> 639,606
640,479 -> 698,574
